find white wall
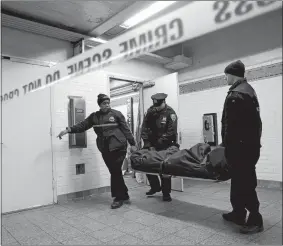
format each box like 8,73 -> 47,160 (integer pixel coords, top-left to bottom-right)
52,60 -> 171,196
178,10 -> 282,182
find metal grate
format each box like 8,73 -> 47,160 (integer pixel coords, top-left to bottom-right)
180,62 -> 282,95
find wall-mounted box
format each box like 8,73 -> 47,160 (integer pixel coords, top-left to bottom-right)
68,96 -> 87,149
203,113 -> 218,146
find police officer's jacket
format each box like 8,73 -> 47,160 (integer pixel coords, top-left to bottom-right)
141,105 -> 178,150
221,78 -> 262,148
69,109 -> 136,153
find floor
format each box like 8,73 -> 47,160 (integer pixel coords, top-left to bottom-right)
2,177 -> 282,245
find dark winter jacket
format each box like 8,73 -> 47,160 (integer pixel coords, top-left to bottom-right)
141,105 -> 178,150
221,78 -> 262,148
70,109 -> 136,153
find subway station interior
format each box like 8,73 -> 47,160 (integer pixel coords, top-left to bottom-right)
0,1 -> 282,245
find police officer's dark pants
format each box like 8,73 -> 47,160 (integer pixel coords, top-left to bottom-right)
225,145 -> 263,225
146,174 -> 171,195
102,150 -> 129,200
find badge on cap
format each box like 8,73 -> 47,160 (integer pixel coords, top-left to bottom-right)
109,116 -> 115,122
170,114 -> 176,122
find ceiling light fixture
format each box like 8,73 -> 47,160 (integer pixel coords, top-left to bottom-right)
120,1 -> 176,29
88,37 -> 107,44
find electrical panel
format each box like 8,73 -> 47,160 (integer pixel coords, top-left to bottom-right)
68,96 -> 87,148
203,113 -> 218,146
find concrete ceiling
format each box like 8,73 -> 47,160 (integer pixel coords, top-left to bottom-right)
1,1 -> 154,41
1,1 -> 134,34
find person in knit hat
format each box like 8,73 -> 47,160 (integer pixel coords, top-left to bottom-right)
57,93 -> 137,209
221,60 -> 263,234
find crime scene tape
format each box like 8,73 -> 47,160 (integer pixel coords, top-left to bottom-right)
1,1 -> 281,103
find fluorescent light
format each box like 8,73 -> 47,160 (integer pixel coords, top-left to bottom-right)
88,37 -> 107,44
121,1 -> 176,29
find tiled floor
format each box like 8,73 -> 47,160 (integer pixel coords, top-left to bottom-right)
2,177 -> 282,245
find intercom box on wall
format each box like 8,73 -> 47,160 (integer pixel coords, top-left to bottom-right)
202,113 -> 218,146
68,96 -> 87,149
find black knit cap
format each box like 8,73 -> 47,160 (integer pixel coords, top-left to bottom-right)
224,60 -> 245,78
97,94 -> 110,105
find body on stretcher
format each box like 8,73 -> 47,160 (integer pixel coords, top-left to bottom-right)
130,143 -> 231,182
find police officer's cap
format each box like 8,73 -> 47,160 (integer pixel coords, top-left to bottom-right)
151,93 -> 168,101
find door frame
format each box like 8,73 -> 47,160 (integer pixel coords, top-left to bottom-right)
49,85 -> 58,204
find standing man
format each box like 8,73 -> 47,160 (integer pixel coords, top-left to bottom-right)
221,60 -> 263,234
141,93 -> 178,202
57,94 -> 137,209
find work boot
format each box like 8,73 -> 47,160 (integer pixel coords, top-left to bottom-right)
240,224 -> 264,234
240,213 -> 264,234
222,211 -> 246,226
146,188 -> 161,196
111,199 -> 123,209
163,194 -> 172,202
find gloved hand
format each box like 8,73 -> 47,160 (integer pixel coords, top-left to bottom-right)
157,139 -> 163,146
130,145 -> 138,153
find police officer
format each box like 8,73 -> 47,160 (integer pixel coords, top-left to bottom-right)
57,94 -> 137,209
141,93 -> 178,202
221,60 -> 263,234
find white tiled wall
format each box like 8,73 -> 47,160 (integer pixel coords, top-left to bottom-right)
51,71 -> 111,195
179,76 -> 282,182
178,51 -> 282,182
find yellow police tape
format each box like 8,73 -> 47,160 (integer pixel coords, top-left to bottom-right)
1,1 -> 281,103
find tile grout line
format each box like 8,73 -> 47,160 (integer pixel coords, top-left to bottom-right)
2,227 -> 22,245
20,212 -> 65,245
41,208 -> 111,244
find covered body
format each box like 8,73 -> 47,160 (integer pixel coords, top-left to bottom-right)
130,143 -> 231,181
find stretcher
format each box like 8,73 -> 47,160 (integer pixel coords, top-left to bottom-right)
130,143 -> 231,183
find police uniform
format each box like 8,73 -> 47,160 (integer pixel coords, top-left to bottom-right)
221,61 -> 263,234
69,94 -> 136,209
141,93 -> 178,201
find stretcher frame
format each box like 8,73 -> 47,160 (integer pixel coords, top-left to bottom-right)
132,170 -> 224,187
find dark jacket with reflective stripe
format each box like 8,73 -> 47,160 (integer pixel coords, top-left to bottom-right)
221,78 -> 262,148
141,105 -> 178,150
70,109 -> 136,153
